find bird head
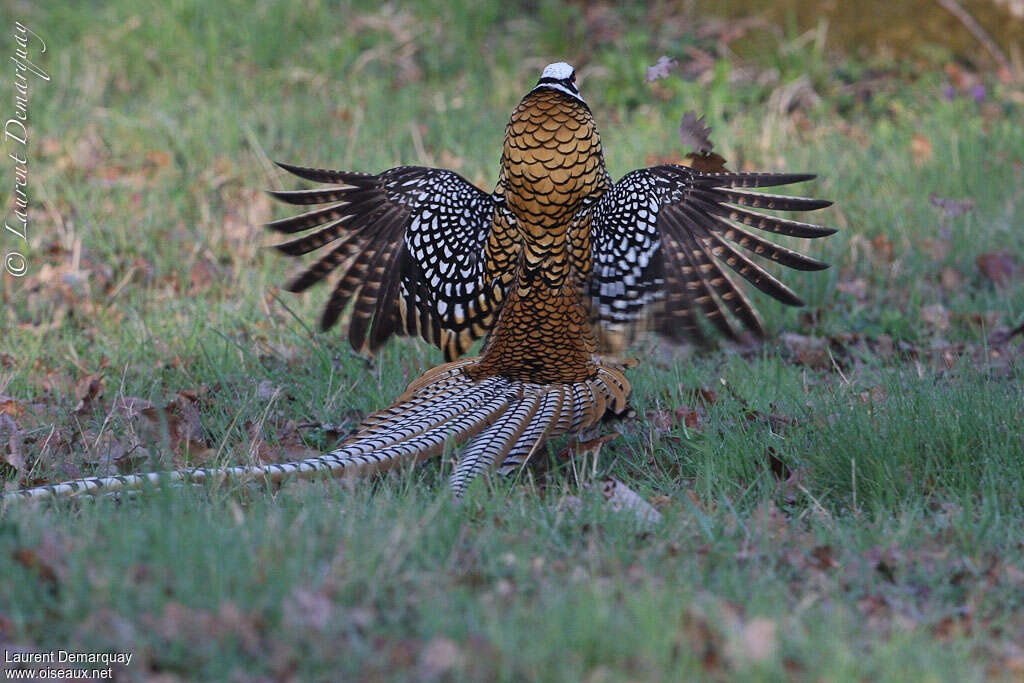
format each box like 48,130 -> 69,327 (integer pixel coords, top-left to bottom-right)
533,62 -> 584,102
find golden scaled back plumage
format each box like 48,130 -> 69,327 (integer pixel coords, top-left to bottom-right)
468,87 -> 610,384
503,88 -> 608,226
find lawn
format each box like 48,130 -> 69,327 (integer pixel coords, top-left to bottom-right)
1,1 -> 1023,680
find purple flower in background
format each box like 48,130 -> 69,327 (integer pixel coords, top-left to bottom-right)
942,83 -> 956,101
971,84 -> 986,102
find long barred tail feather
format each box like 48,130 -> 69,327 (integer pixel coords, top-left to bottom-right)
1,360 -> 631,504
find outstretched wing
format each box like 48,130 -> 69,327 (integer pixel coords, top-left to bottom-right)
587,165 -> 835,347
267,162 -> 497,360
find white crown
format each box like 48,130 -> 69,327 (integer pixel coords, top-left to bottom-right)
541,62 -> 574,80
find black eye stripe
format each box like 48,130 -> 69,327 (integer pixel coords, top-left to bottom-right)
537,76 -> 579,91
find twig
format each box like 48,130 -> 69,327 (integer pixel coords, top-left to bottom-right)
936,0 -> 1016,78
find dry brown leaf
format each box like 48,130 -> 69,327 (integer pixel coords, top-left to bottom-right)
1,414 -> 26,475
681,151 -> 729,173
870,233 -> 895,262
417,637 -> 463,680
600,478 -> 663,525
837,278 -> 868,299
645,56 -> 679,82
138,393 -> 211,464
73,373 -> 105,414
765,447 -> 790,481
940,267 -> 964,291
928,193 -> 974,218
808,545 -> 840,571
648,406 -> 701,433
556,432 -> 620,462
910,133 -> 934,166
736,618 -> 778,662
282,588 -> 333,631
677,605 -> 725,672
780,333 -> 830,369
111,396 -> 156,419
11,532 -> 67,588
0,398 -> 25,419
920,303 -> 951,332
188,257 -> 222,295
976,251 -> 1021,287
678,112 -> 714,154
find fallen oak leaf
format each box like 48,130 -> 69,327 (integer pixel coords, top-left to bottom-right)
976,250 -> 1021,287
735,617 -> 778,663
72,373 -> 105,414
11,532 -> 67,590
645,55 -> 678,82
808,544 -> 839,571
555,432 -> 620,462
928,192 -> 974,218
1,413 -> 26,475
988,319 -> 1024,344
137,392 -> 211,464
910,133 -> 934,166
765,446 -> 791,481
647,406 -> 701,433
678,111 -> 714,154
417,637 -> 464,680
681,151 -> 729,173
111,396 -> 156,419
0,398 -> 25,419
920,303 -> 951,332
600,477 -> 663,525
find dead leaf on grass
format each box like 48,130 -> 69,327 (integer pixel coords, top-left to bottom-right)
920,303 -> 951,332
418,637 -> 464,681
870,233 -> 895,262
735,617 -> 778,663
137,393 -> 212,465
681,151 -> 729,173
910,133 -> 934,166
1,413 -> 26,475
72,373 -> 105,414
600,478 -> 663,525
808,544 -> 840,571
928,193 -> 974,218
556,432 -> 620,462
678,111 -> 714,154
11,532 -> 67,589
645,56 -> 678,82
648,406 -> 701,433
976,251 -> 1021,287
283,588 -> 333,631
247,418 -> 319,464
780,333 -> 830,369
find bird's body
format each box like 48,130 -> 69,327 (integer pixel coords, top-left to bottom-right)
2,63 -> 834,503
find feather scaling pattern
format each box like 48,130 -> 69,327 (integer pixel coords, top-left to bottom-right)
2,62 -> 833,503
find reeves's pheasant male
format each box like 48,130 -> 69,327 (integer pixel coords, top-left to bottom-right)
4,63 -> 833,502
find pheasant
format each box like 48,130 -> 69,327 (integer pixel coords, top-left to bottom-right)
2,63 -> 834,503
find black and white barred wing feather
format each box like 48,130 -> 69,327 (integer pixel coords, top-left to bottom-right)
587,165 -> 835,345
267,163 -> 496,359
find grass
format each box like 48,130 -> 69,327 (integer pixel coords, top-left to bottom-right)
1,0 -> 1023,679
